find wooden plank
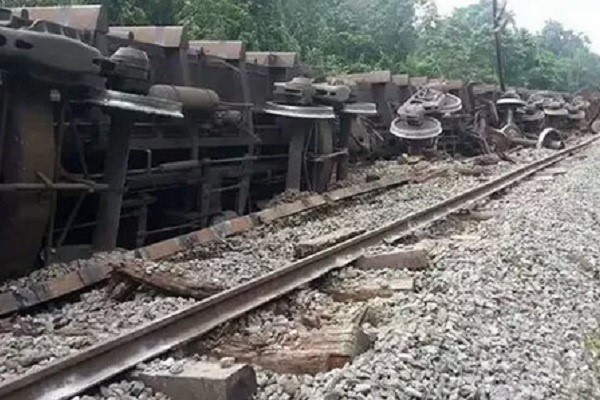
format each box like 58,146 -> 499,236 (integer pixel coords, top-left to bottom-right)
44,271 -> 85,298
411,167 -> 450,183
355,249 -> 429,271
326,278 -> 415,302
455,165 -> 486,177
216,326 -> 371,375
294,228 -> 365,259
113,261 -> 224,300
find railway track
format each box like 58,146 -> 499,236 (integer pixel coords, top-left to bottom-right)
0,136 -> 596,400
0,148 -> 513,318
0,165 -> 440,317
0,137 -> 578,313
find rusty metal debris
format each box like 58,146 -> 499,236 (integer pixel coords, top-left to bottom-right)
537,128 -> 565,150
379,80 -> 587,158
263,102 -> 336,119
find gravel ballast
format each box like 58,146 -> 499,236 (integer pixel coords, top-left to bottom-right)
71,380 -> 169,400
0,145 -> 580,386
251,144 -> 600,399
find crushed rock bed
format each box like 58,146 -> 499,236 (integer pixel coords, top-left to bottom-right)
0,167 -> 476,383
0,146 -> 571,385
0,251 -> 134,293
248,143 -> 600,399
0,292 -> 197,383
166,152 -> 546,275
71,380 -> 169,400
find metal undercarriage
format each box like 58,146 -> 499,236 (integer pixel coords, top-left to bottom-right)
0,5 -> 596,280
0,6 -> 369,279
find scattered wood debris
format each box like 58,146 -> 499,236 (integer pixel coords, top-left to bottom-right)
110,261 -> 225,301
294,228 -> 365,259
455,165 -> 487,177
246,326 -> 371,375
355,249 -> 429,271
324,278 -> 415,302
411,167 -> 450,184
214,306 -> 372,375
472,154 -> 501,166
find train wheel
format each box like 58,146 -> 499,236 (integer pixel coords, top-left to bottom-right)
0,85 -> 55,279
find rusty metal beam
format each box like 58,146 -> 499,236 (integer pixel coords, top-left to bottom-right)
285,121 -> 309,190
338,70 -> 392,85
92,113 -> 133,252
109,26 -> 185,48
0,183 -> 108,192
246,51 -> 298,68
189,40 -> 245,61
336,114 -> 352,181
12,5 -> 109,33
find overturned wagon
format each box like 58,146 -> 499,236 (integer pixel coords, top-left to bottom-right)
0,5 -> 370,279
333,72 -> 593,157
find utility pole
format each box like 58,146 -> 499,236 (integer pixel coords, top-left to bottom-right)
493,0 -> 507,92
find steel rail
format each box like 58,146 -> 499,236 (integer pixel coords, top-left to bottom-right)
0,183 -> 109,192
1,136 -> 597,400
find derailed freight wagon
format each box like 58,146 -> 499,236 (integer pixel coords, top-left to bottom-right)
0,5 -> 370,279
330,71 -> 479,158
334,71 -> 592,159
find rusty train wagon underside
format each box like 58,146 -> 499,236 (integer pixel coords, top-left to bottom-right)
0,5 -> 587,280
0,5 -> 373,279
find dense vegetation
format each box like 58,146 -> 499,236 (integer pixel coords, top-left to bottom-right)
2,0 -> 599,92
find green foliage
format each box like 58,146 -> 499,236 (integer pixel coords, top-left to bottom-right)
178,0 -> 249,40
2,0 -> 599,92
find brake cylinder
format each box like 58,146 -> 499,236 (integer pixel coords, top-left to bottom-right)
148,85 -> 220,111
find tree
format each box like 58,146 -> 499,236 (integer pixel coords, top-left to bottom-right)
409,1 -> 496,81
1,0 -> 598,92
